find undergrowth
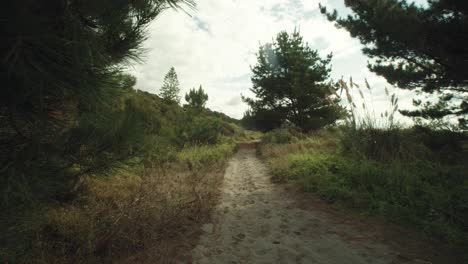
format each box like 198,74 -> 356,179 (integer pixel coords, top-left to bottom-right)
2,143 -> 235,263
260,127 -> 468,244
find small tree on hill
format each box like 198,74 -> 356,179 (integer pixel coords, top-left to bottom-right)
160,67 -> 181,104
242,29 -> 345,131
185,85 -> 209,108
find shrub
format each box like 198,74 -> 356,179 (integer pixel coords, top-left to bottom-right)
178,116 -> 222,145
261,128 -> 301,144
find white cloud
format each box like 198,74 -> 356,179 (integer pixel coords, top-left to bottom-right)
131,0 -> 409,120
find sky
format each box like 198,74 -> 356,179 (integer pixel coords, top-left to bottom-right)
131,0 -> 427,121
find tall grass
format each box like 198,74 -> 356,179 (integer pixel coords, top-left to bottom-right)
1,143 -> 236,263
333,77 -> 400,129
260,79 -> 468,244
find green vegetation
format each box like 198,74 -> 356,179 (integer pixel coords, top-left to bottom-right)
261,127 -> 302,144
258,75 -> 467,244
260,126 -> 467,243
0,1 -> 246,262
160,67 -> 182,104
250,6 -> 467,246
185,85 -> 209,109
2,0 -> 467,262
0,74 -> 241,262
320,0 -> 468,129
241,29 -> 345,131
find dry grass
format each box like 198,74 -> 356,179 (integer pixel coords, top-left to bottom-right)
35,160 -> 228,263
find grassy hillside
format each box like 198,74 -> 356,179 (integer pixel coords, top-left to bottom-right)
0,85 -> 245,263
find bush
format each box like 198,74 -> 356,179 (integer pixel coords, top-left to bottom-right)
261,128 -> 301,144
340,125 -> 467,164
177,116 -> 222,145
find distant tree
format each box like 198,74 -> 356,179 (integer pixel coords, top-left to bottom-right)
242,29 -> 344,131
185,85 -> 209,108
320,0 -> 468,129
160,67 -> 181,104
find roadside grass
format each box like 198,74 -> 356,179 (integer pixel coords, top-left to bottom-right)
259,127 -> 468,244
233,129 -> 263,142
22,143 -> 236,263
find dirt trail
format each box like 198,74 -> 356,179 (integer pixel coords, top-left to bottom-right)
190,148 -> 461,264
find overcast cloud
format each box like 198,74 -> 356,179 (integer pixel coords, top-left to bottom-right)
131,0 -> 424,121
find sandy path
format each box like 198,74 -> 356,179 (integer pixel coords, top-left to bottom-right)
190,149 -> 448,264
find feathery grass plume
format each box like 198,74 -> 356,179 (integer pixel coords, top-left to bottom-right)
365,78 -> 371,90
358,88 -> 364,99
327,83 -> 337,96
342,79 -> 353,105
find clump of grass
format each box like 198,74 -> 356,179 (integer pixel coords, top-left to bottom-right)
261,127 -> 303,144
235,129 -> 263,141
177,143 -> 236,169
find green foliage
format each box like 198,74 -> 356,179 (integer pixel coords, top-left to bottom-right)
0,83 -> 241,261
242,29 -> 345,131
159,67 -> 181,104
340,127 -> 410,162
185,85 -> 209,108
0,1 -> 245,262
261,127 -> 468,243
320,0 -> 468,128
177,143 -> 236,169
240,108 -> 284,131
178,115 -> 222,145
1,1 -> 196,259
261,128 -> 301,144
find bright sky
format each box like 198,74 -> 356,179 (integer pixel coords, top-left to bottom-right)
131,0 -> 427,121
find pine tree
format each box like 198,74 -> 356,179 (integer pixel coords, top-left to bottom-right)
242,29 -> 345,131
320,0 -> 468,129
160,67 -> 181,104
0,1 -> 194,256
185,85 -> 209,108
